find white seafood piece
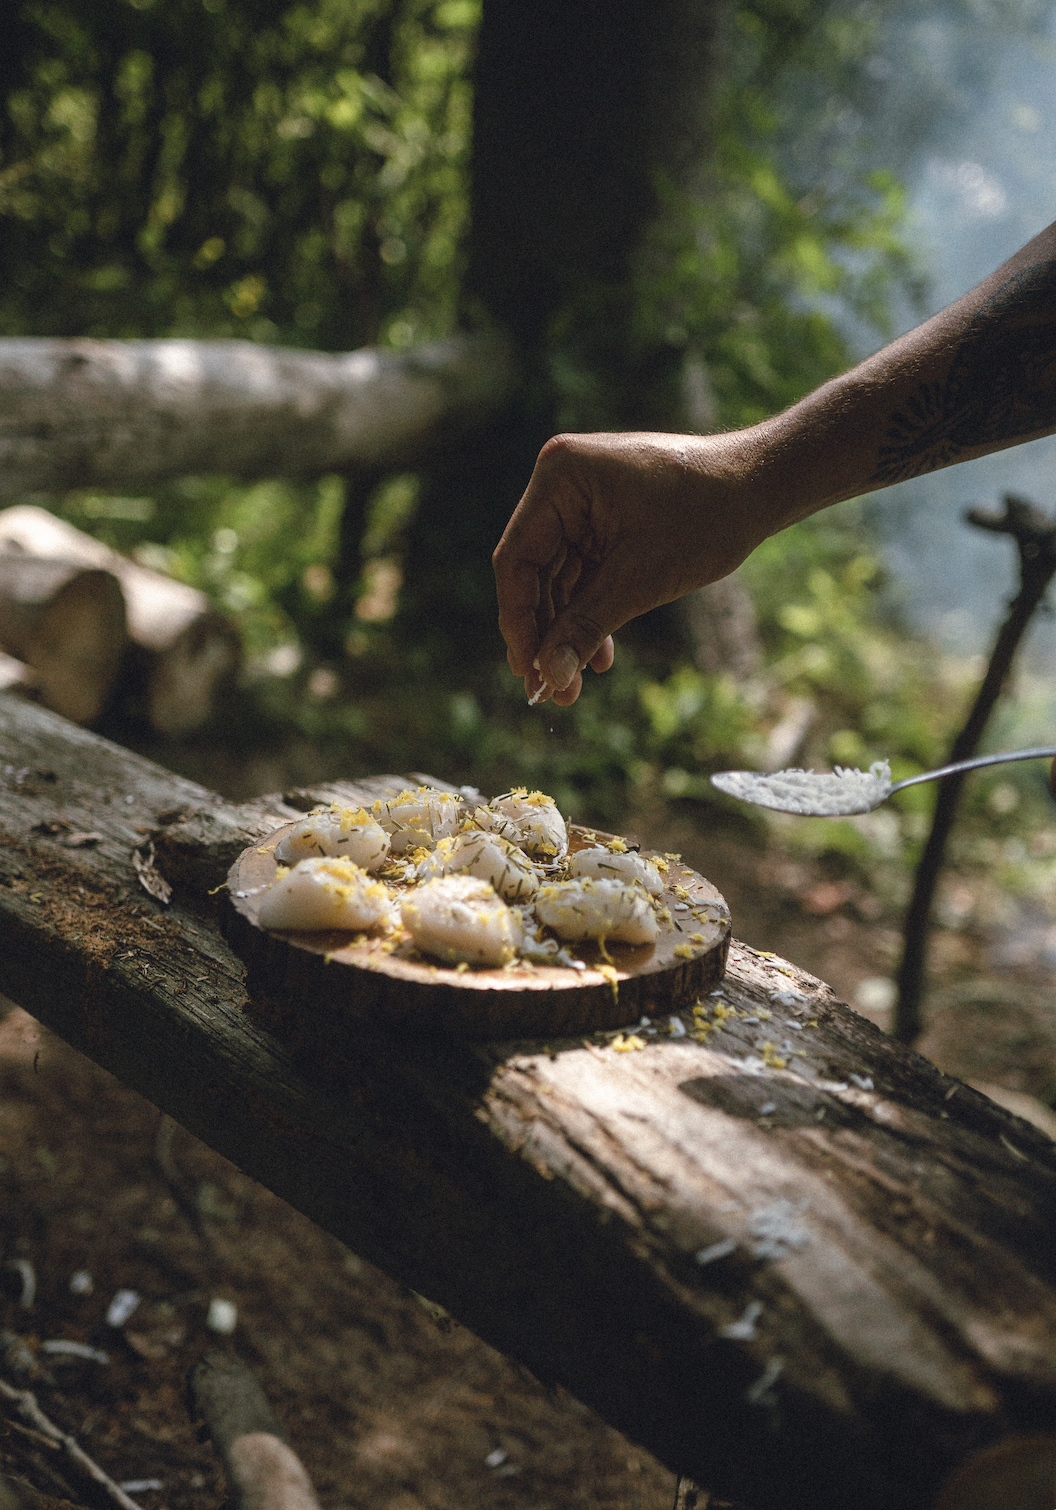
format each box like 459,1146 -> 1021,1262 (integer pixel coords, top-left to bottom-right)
258,857 -> 394,932
482,789 -> 567,860
568,845 -> 663,895
417,831 -> 541,902
371,786 -> 461,853
534,878 -> 659,946
273,805 -> 390,870
400,875 -> 522,967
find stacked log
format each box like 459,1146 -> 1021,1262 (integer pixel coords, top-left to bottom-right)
0,554 -> 126,725
0,505 -> 240,734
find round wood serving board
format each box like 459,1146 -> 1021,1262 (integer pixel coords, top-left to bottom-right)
223,821 -> 731,1040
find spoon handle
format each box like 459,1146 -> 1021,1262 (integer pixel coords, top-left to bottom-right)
889,744 -> 1056,795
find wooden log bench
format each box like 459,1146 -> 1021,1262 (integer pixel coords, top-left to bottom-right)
0,692 -> 1055,1510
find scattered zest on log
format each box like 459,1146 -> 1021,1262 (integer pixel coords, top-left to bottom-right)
0,507 -> 240,735
191,1352 -> 321,1510
0,554 -> 126,725
0,333 -> 515,497
1,695 -> 1056,1510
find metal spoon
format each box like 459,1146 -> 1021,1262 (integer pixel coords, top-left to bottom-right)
710,745 -> 1056,816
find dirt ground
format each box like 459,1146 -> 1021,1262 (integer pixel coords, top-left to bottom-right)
1,771 -> 1054,1510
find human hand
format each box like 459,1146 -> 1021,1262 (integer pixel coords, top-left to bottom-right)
492,429 -> 774,704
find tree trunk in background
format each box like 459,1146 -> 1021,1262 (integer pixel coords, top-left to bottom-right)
404,1 -> 757,677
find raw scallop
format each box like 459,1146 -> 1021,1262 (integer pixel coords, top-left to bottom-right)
258,857 -> 393,932
568,845 -> 663,895
417,831 -> 541,902
475,789 -> 567,860
273,805 -> 390,870
372,787 -> 461,853
400,875 -> 522,967
534,877 -> 659,945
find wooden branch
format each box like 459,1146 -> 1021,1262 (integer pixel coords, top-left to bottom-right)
0,333 -> 515,496
0,507 -> 240,736
191,1353 -> 321,1510
1,695 -> 1056,1510
0,556 -> 126,724
895,494 -> 1056,1040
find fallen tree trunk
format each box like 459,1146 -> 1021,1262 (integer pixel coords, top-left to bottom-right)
0,333 -> 515,497
0,556 -> 126,724
1,695 -> 1056,1510
0,507 -> 239,735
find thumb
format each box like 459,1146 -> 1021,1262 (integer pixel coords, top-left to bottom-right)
535,603 -> 615,692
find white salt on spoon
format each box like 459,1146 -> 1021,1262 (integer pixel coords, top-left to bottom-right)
711,745 -> 1056,816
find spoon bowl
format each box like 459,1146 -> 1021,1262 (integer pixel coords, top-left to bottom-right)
711,745 -> 1056,817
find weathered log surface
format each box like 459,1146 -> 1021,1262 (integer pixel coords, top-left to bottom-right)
0,695 -> 1055,1510
0,333 -> 514,496
0,507 -> 240,735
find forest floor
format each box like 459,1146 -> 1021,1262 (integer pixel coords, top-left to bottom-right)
1,751 -> 1054,1510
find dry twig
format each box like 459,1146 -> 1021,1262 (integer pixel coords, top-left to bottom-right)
0,1377 -> 142,1510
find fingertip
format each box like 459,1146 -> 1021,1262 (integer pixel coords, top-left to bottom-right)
589,635 -> 615,674
551,672 -> 582,706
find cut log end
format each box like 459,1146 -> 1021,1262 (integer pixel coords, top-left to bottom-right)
0,557 -> 126,725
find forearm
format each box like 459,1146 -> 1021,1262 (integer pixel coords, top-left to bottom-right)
739,217 -> 1056,531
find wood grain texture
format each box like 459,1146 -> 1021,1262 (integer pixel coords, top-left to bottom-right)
0,695 -> 1055,1510
224,812 -> 730,1039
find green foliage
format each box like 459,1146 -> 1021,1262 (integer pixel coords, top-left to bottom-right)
0,0 -> 477,349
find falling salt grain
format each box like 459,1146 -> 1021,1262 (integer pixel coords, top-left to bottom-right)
106,1289 -> 141,1327
120,1482 -> 163,1495
484,1449 -> 508,1469
69,1270 -> 93,1296
207,1297 -> 238,1334
668,1016 -> 687,1037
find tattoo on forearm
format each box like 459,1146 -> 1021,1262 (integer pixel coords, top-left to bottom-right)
871,261 -> 1056,485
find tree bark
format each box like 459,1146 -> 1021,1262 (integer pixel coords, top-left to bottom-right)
1,695 -> 1056,1510
0,506 -> 241,736
0,333 -> 514,497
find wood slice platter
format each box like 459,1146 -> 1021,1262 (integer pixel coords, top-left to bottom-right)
223,820 -> 731,1041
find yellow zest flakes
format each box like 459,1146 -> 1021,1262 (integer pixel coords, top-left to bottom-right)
597,962 -> 619,1001
611,1033 -> 646,1052
274,865 -> 290,881
454,961 -> 470,973
656,906 -> 673,925
664,852 -> 682,862
807,1019 -> 818,1028
673,885 -> 690,901
690,932 -> 706,945
652,856 -> 669,873
761,1041 -> 787,1069
710,1001 -> 736,1020
755,950 -> 777,960
597,935 -> 614,964
757,1008 -> 772,1020
607,837 -> 628,853
674,944 -> 697,960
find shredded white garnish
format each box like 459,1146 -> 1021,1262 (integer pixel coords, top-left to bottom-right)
711,761 -> 892,816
